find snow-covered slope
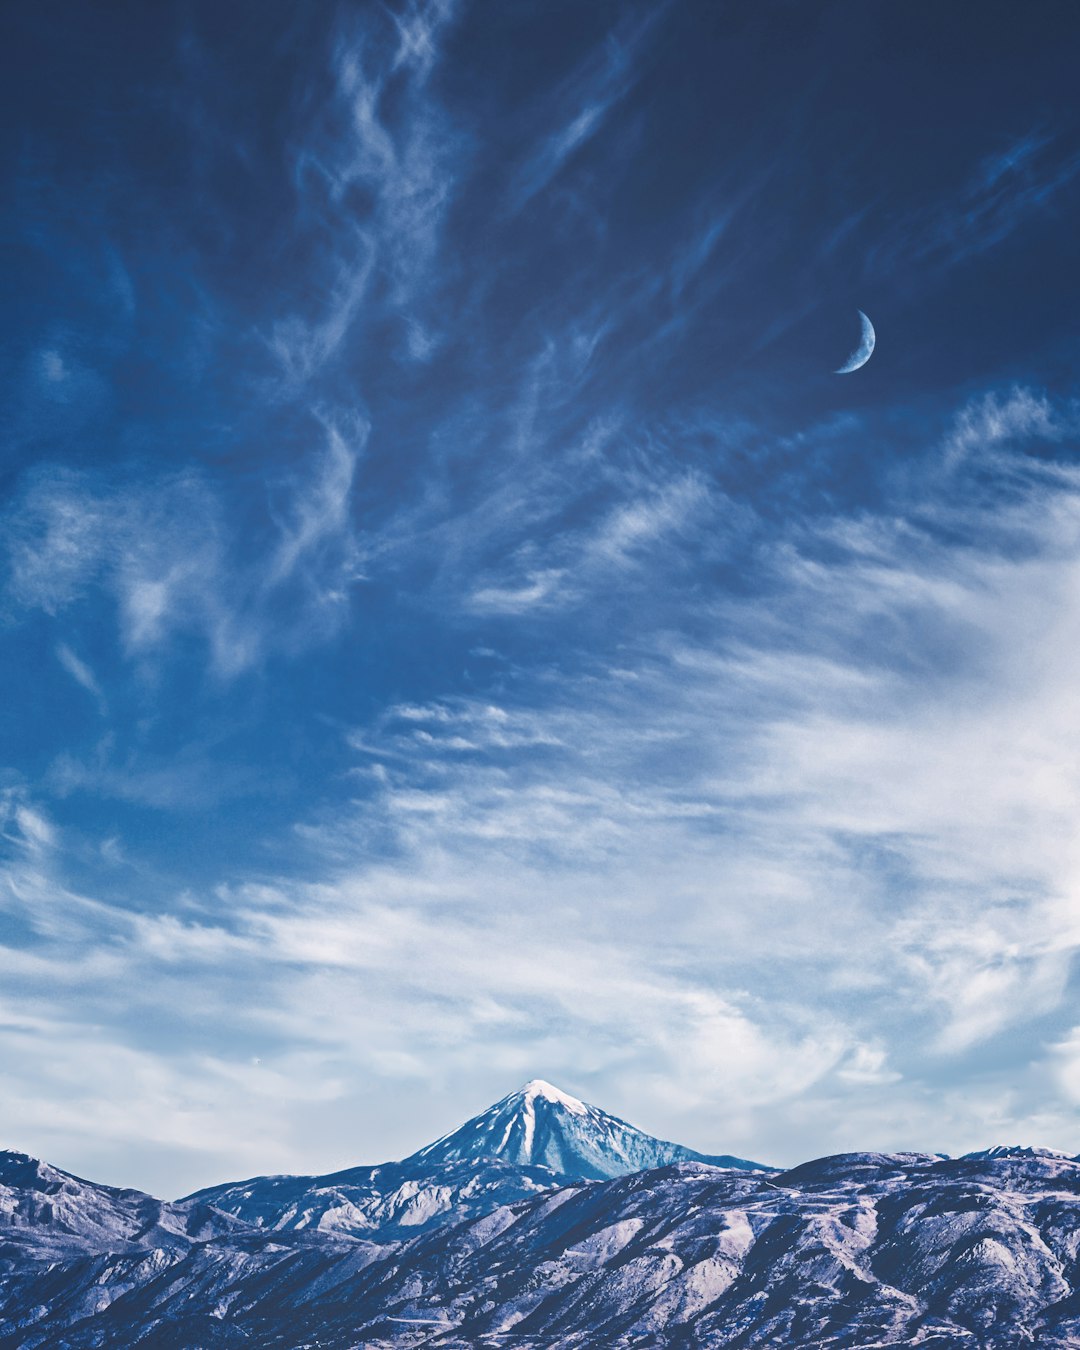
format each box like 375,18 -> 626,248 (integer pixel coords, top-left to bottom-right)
405,1078 -> 768,1178
180,1079 -> 764,1243
184,1154 -> 564,1241
963,1144 -> 1072,1161
0,1150 -> 241,1260
10,1088 -> 1080,1348
8,1150 -> 1080,1346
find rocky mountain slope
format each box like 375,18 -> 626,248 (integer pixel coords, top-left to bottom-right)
404,1079 -> 767,1179
4,1089 -> 1080,1346
184,1079 -> 766,1243
183,1154 -> 566,1243
0,1150 -> 243,1259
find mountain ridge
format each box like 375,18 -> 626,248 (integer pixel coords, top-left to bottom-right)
179,1078 -> 767,1242
6,1144 -> 1080,1346
0,1149 -> 244,1261
5,1086 -> 1080,1346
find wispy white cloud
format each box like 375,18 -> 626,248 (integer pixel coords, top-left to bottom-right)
55,643 -> 106,714
12,0 -> 1080,1205
267,237 -> 377,387
508,104 -> 609,214
3,797 -> 56,857
462,468 -> 715,615
47,746 -> 268,812
3,421 -> 363,679
943,385 -> 1071,467
264,417 -> 366,597
9,384 -> 1080,1185
468,568 -> 568,616
389,0 -> 456,81
0,768 -> 835,1185
269,0 -> 462,384
505,8 -> 662,214
378,341 -> 721,617
5,469 -> 108,615
836,1043 -> 902,1087
873,129 -> 1080,275
262,390 -> 1080,1157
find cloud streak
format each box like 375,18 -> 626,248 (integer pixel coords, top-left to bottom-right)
872,130 -> 1080,276
505,14 -> 649,217
269,0 -> 462,385
55,643 -> 106,714
3,421 -> 364,679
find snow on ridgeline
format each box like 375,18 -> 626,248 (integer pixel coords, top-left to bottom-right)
12,1146 -> 1080,1345
404,1079 -> 769,1179
0,1150 -> 242,1258
7,1090 -> 1080,1346
178,1078 -> 767,1245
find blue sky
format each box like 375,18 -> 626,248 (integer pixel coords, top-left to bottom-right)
6,0 -> 1080,1195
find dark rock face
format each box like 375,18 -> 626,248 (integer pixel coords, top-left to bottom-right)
6,1149 -> 1080,1346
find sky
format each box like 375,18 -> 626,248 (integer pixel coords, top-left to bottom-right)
5,0 -> 1080,1197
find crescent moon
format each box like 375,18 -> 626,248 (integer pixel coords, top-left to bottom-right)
834,310 -> 875,374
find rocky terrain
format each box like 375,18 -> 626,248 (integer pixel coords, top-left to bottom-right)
2,1083 -> 1080,1347
183,1081 -> 766,1245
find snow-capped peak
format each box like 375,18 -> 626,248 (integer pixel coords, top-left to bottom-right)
404,1080 -> 767,1180
519,1080 -> 587,1116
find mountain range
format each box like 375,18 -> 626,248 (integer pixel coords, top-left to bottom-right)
3,1080 -> 1080,1346
180,1080 -> 767,1245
